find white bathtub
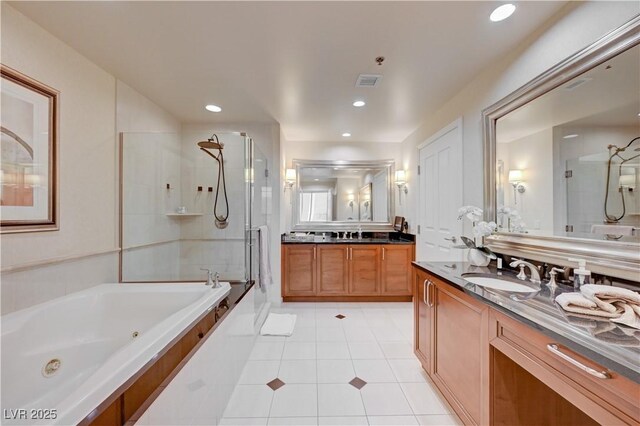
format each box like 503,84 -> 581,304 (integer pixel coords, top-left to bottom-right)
1,282 -> 231,425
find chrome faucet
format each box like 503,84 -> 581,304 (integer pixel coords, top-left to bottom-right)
509,259 -> 542,284
201,268 -> 221,288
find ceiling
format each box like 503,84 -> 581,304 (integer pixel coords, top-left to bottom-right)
10,1 -> 568,143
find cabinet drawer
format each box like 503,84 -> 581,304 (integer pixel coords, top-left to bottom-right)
489,309 -> 640,425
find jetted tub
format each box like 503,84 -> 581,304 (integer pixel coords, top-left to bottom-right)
1,282 -> 230,425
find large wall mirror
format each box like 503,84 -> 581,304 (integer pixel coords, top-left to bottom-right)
291,159 -> 395,231
483,17 -> 640,280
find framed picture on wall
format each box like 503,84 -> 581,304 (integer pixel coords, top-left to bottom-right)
1,65 -> 59,233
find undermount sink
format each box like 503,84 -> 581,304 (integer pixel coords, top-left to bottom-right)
461,273 -> 539,294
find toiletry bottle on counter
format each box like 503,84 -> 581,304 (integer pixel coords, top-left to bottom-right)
568,258 -> 591,289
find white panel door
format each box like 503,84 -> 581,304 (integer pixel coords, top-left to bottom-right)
418,119 -> 464,262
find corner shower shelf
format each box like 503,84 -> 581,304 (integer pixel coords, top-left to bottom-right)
165,213 -> 203,217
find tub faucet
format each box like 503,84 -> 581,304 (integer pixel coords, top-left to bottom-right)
201,268 -> 221,288
509,259 -> 542,284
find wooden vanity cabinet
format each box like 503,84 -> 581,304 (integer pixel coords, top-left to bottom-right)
413,268 -> 489,425
430,275 -> 489,425
349,245 -> 381,295
282,244 -> 316,296
413,267 -> 432,370
381,245 -> 413,295
317,244 -> 349,295
412,264 -> 640,426
282,243 -> 414,301
490,309 -> 640,425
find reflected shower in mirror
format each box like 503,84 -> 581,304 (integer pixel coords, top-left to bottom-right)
495,44 -> 640,241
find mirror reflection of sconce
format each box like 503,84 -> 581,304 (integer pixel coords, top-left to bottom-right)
395,170 -> 408,205
348,193 -> 355,211
284,168 -> 296,192
508,169 -> 525,204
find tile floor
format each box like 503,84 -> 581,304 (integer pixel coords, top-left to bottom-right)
220,302 -> 461,426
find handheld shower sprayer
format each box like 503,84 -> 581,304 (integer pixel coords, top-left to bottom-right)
604,136 -> 640,223
197,134 -> 229,229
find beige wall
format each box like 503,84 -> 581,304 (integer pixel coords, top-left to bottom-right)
1,4 -> 182,313
1,4 -> 117,268
399,2 -> 640,238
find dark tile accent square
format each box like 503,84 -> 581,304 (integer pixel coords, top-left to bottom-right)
349,377 -> 367,390
335,314 -> 346,319
267,378 -> 285,391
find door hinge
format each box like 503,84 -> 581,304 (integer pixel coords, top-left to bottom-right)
418,165 -> 421,175
417,225 -> 421,234
565,225 -> 574,232
265,169 -> 269,178
565,170 -> 573,178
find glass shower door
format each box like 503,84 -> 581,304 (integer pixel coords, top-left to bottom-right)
245,136 -> 270,324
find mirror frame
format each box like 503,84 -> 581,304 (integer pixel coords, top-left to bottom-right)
291,159 -> 396,231
482,16 -> 640,281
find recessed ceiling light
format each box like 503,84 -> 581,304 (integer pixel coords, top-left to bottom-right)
342,132 -> 351,137
353,100 -> 366,107
563,134 -> 579,139
205,104 -> 222,112
490,4 -> 516,22
314,178 -> 319,181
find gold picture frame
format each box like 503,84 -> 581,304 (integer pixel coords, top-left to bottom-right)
1,65 -> 59,233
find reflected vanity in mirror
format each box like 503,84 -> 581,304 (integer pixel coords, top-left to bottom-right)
483,16 -> 640,279
292,159 -> 395,230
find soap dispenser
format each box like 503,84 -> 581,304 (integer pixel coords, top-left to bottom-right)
568,258 -> 591,290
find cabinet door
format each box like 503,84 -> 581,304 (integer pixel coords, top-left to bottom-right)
282,245 -> 316,296
348,245 -> 380,295
431,277 -> 488,426
317,245 -> 349,295
381,245 -> 413,295
413,268 -> 432,371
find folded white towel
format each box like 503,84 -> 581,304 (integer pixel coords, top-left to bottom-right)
581,284 -> 640,313
611,303 -> 640,330
260,313 -> 297,337
591,224 -> 634,236
555,293 -> 622,318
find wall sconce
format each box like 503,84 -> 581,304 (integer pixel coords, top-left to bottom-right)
284,168 -> 296,192
508,169 -> 525,204
395,170 -> 408,205
347,193 -> 355,211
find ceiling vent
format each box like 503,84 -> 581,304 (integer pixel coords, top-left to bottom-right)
355,74 -> 383,88
563,77 -> 592,91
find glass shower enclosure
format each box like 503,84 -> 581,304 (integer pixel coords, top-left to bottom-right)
119,131 -> 269,314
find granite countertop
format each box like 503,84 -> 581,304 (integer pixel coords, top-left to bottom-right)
413,260 -> 640,383
282,236 -> 414,245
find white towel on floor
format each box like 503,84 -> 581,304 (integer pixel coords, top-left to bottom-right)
591,224 -> 635,236
258,225 -> 273,289
555,293 -> 622,319
260,313 -> 297,336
